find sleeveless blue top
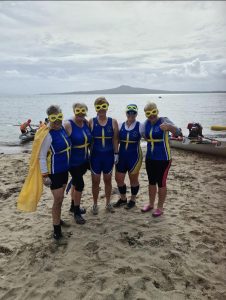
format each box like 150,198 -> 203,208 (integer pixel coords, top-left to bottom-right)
47,127 -> 71,174
91,117 -> 114,153
119,121 -> 141,152
69,120 -> 92,167
144,118 -> 171,160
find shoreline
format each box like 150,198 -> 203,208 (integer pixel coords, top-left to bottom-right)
0,149 -> 226,299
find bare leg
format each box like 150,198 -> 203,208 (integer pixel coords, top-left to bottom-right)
72,188 -> 82,206
92,174 -> 101,205
149,184 -> 157,207
51,187 -> 65,225
103,173 -> 112,205
157,186 -> 167,210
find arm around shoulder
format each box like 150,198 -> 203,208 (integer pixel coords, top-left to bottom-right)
88,118 -> 93,131
63,120 -> 72,136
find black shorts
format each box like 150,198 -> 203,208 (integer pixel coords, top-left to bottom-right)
69,161 -> 90,186
49,171 -> 68,190
145,159 -> 171,187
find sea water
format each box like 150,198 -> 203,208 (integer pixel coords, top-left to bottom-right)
0,93 -> 226,153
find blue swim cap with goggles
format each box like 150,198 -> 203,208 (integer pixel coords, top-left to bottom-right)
126,104 -> 138,114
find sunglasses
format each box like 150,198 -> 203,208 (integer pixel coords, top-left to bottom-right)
74,107 -> 87,115
48,113 -> 64,122
95,103 -> 109,111
127,111 -> 137,115
145,109 -> 158,117
126,105 -> 138,112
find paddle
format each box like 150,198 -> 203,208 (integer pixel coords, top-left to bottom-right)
182,136 -> 221,146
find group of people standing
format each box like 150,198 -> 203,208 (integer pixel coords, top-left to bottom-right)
38,97 -> 180,240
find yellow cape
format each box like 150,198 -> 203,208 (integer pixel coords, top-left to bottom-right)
17,126 -> 49,212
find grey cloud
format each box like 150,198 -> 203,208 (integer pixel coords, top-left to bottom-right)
0,2 -> 49,27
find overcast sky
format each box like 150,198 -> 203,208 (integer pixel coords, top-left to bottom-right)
0,1 -> 226,94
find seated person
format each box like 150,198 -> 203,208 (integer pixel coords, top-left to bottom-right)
20,119 -> 32,134
187,122 -> 203,139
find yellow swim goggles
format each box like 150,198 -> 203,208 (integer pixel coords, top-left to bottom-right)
48,113 -> 64,122
74,107 -> 87,115
126,105 -> 138,112
145,109 -> 158,117
95,103 -> 109,112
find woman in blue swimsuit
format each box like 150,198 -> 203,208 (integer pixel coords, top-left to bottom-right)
64,103 -> 92,224
89,97 -> 119,215
141,102 -> 180,217
114,104 -> 143,209
39,105 -> 71,240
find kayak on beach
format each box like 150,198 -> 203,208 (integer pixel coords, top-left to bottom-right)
170,136 -> 226,157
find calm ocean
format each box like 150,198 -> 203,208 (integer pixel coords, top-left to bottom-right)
0,93 -> 226,153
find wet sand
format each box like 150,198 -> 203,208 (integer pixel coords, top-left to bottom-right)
0,149 -> 226,300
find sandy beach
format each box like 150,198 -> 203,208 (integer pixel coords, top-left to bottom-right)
0,148 -> 226,300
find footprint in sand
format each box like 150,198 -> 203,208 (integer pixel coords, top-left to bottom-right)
0,245 -> 13,256
84,240 -> 99,253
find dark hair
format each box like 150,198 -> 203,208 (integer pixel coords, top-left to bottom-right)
46,105 -> 61,116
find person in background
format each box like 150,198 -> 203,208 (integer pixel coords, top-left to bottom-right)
39,120 -> 44,128
114,104 -> 143,209
187,122 -> 203,139
39,105 -> 71,240
171,128 -> 183,139
20,119 -> 32,134
89,97 -> 119,215
64,103 -> 92,224
141,102 -> 180,217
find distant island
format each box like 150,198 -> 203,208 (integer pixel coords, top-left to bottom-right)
40,85 -> 226,95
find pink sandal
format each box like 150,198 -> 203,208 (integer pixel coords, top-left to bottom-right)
152,208 -> 164,217
141,204 -> 153,213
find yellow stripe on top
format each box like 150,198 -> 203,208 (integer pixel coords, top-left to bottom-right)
125,132 -> 129,150
58,133 -> 71,164
94,128 -> 112,148
101,127 -> 105,147
73,130 -> 90,154
73,130 -> 90,159
147,128 -> 163,152
164,131 -> 171,160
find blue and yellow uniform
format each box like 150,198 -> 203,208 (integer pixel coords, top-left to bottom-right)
116,121 -> 142,174
47,127 -> 71,174
68,120 -> 92,191
69,120 -> 92,167
144,117 -> 171,161
144,117 -> 172,187
90,117 -> 114,174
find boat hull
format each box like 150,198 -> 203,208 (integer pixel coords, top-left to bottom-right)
170,139 -> 226,157
19,131 -> 36,143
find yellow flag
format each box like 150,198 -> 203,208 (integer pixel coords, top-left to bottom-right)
17,126 -> 49,212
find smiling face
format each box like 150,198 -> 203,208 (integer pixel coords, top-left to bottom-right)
144,102 -> 159,124
126,111 -> 137,122
51,119 -> 62,130
73,103 -> 88,121
48,113 -> 63,130
46,105 -> 63,131
94,97 -> 109,117
125,104 -> 138,122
